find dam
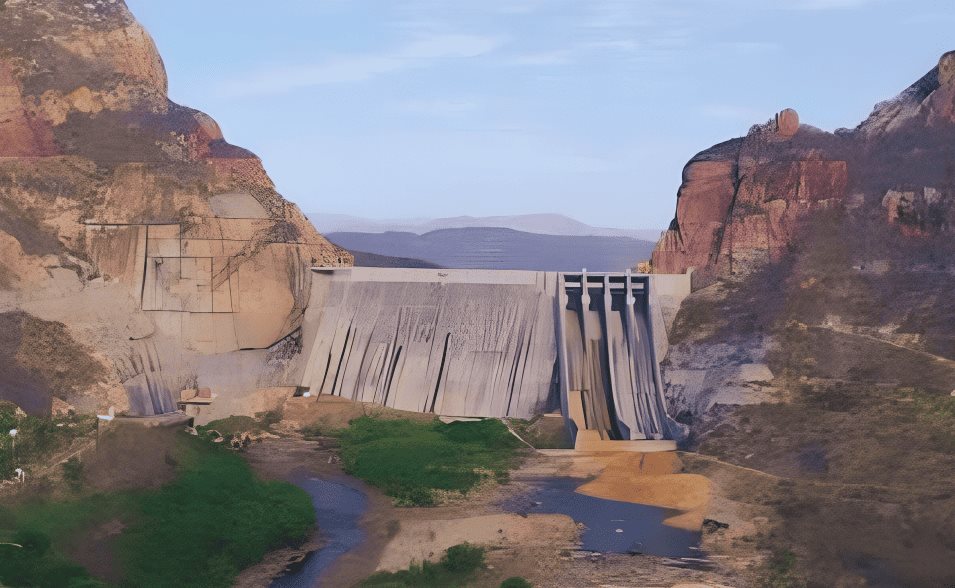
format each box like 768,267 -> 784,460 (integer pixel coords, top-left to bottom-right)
296,267 -> 690,447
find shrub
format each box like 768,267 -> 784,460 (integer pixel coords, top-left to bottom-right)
443,543 -> 484,573
62,457 -> 84,492
359,543 -> 485,587
501,578 -> 533,588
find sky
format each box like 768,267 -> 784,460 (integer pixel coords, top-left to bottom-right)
126,0 -> 954,229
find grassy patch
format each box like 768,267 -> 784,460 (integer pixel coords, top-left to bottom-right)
0,531 -> 103,587
0,401 -> 97,479
359,543 -> 485,587
338,417 -> 521,506
0,434 -> 314,588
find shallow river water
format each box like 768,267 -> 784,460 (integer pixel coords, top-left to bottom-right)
503,476 -> 701,557
270,474 -> 368,587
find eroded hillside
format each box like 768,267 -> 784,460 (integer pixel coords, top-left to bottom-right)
656,53 -> 955,586
0,0 -> 350,416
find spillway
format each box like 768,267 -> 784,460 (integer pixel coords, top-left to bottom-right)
558,273 -> 670,443
298,267 -> 689,445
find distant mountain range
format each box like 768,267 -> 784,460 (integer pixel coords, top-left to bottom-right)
325,227 -> 655,272
348,250 -> 441,269
309,212 -> 663,242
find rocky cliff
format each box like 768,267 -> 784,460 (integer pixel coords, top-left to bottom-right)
653,51 -> 955,285
0,0 -> 350,416
654,52 -> 955,586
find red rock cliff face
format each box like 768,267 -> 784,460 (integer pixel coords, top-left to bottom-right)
654,51 -> 955,285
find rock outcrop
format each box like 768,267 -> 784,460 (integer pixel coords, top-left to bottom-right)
0,0 -> 350,416
653,51 -> 955,285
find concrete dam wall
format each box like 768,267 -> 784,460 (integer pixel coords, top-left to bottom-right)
298,268 -> 690,441
299,269 -> 560,418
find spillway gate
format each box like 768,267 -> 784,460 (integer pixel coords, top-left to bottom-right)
557,272 -> 670,442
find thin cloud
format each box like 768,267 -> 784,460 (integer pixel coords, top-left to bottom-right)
507,49 -> 575,66
398,98 -> 480,116
221,33 -> 504,97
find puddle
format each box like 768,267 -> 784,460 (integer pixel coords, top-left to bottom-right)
271,474 -> 368,587
503,477 -> 700,557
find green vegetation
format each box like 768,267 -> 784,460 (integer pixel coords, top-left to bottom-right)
197,409 -> 282,437
0,528 -> 104,587
359,543 -> 485,587
61,457 -> 84,493
0,434 -> 314,588
766,549 -> 800,588
338,416 -> 521,506
0,401 -> 97,480
500,578 -> 533,588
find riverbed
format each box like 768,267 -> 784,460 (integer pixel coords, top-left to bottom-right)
271,473 -> 369,587
503,476 -> 700,557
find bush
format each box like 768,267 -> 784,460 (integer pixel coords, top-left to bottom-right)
62,457 -> 83,492
443,543 -> 484,573
501,578 -> 533,588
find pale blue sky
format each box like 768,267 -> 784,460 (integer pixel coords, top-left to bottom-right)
126,0 -> 953,228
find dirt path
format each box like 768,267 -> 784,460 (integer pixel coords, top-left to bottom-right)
811,324 -> 955,366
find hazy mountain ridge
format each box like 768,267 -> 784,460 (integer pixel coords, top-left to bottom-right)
310,212 -> 662,241
326,227 -> 655,272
